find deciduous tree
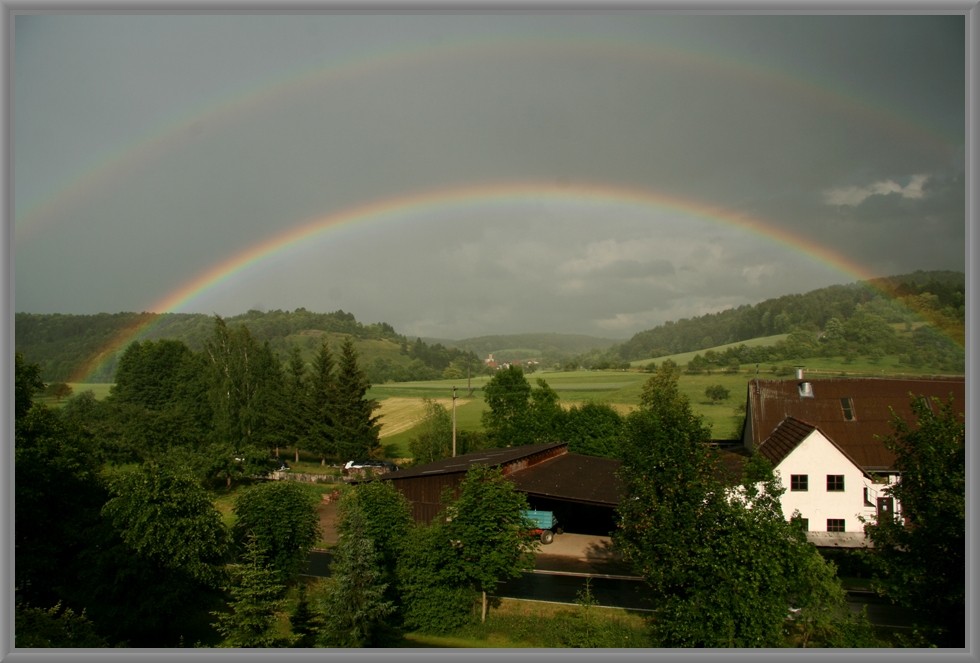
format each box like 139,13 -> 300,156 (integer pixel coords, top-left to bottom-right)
396,522 -> 475,634
231,481 -> 321,585
481,365 -> 533,446
704,384 -> 730,403
442,465 -> 538,622
101,462 -> 230,589
14,356 -> 108,614
560,401 -> 624,458
482,366 -> 566,447
94,462 -> 231,644
863,395 -> 965,647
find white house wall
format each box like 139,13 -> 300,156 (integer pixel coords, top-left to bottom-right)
772,429 -> 895,545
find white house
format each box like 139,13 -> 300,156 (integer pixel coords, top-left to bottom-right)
741,375 -> 964,547
753,416 -> 896,546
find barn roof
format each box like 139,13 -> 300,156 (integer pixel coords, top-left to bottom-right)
507,452 -> 623,506
380,442 -> 626,509
382,442 -> 567,481
745,376 -> 964,471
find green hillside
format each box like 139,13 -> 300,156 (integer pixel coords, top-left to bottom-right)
16,270 -> 964,386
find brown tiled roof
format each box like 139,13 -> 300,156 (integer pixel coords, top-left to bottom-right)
746,377 -> 965,471
756,416 -> 818,466
507,452 -> 623,506
755,416 -> 871,478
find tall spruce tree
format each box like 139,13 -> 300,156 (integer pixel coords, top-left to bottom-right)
308,340 -> 337,465
332,337 -> 381,462
281,346 -> 313,463
211,537 -> 292,648
317,497 -> 395,647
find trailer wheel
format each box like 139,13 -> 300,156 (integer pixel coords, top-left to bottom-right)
540,530 -> 555,545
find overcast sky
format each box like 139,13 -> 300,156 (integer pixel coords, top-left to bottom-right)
12,13 -> 966,340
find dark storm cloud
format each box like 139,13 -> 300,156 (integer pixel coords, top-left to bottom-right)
12,13 -> 966,339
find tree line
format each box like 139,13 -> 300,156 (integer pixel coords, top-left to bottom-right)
51,316 -> 384,482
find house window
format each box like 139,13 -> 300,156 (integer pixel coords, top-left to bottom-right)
827,475 -> 845,492
840,397 -> 855,421
827,519 -> 846,533
790,474 -> 809,491
799,518 -> 809,531
863,487 -> 875,506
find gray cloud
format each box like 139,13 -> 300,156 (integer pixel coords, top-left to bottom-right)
12,14 -> 966,340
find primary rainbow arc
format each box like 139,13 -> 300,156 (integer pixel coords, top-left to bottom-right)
69,180 -> 904,383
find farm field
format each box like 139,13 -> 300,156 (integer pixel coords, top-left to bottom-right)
65,347 -> 963,458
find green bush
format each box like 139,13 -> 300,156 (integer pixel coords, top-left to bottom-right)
401,585 -> 478,634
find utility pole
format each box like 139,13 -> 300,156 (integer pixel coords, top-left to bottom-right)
451,385 -> 457,458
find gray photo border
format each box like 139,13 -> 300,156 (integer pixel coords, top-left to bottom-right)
1,1 -> 976,662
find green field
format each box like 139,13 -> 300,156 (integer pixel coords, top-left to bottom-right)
370,348 -> 963,445
65,343 -> 963,456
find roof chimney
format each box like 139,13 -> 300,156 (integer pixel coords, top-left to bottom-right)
795,367 -> 804,380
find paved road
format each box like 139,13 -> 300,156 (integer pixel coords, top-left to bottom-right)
493,570 -> 654,611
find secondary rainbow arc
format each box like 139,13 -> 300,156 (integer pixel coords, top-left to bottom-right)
16,33 -> 956,241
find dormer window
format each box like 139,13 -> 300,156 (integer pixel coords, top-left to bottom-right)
840,397 -> 855,421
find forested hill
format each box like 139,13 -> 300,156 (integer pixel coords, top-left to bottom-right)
14,308 -> 479,383
613,270 -> 965,362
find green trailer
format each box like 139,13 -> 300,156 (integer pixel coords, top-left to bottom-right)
523,509 -> 560,544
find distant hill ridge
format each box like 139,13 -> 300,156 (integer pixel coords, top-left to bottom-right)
613,270 -> 964,362
14,270 -> 964,382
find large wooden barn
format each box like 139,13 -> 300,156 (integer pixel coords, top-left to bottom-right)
377,442 -> 624,536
